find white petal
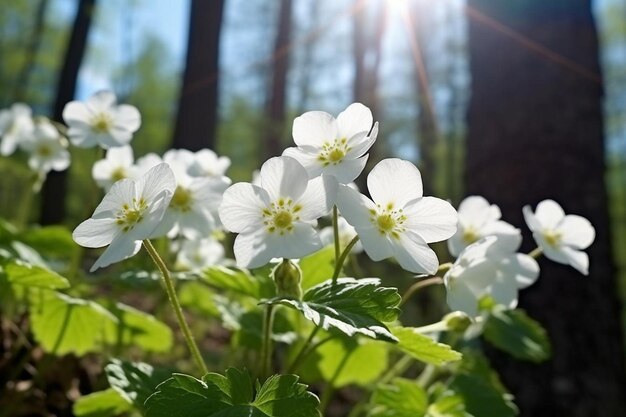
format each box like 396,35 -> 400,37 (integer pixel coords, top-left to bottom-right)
92,179 -> 136,217
404,196 -> 457,243
219,182 -> 269,233
534,232 -> 570,265
90,235 -> 142,272
390,231 -> 439,274
136,163 -> 176,204
114,104 -> 141,132
447,231 -> 466,258
320,155 -> 368,184
445,277 -> 481,317
62,101 -> 92,124
523,205 -> 541,232
282,146 -> 324,179
336,103 -> 373,140
269,223 -> 322,260
233,230 -> 275,269
73,218 -> 118,248
356,227 -> 394,261
297,175 -> 338,220
367,158 -> 423,207
558,215 -> 595,249
87,90 -> 117,111
561,246 -> 589,275
490,277 -> 518,309
456,258 -> 499,292
500,254 -> 540,289
106,145 -> 134,166
292,111 -> 338,147
178,208 -> 215,239
259,156 -> 309,201
346,122 -> 378,158
336,184 -> 376,228
458,196 -> 499,228
534,199 -> 565,229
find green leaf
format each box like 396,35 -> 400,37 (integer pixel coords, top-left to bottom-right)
426,385 -> 471,417
483,308 -> 551,362
29,290 -> 118,355
73,388 -> 133,417
300,247 -> 335,289
301,337 -> 389,388
370,378 -> 428,417
179,281 -> 220,317
4,260 -> 70,289
19,226 -> 78,259
145,368 -> 320,417
264,278 -> 400,342
104,303 -> 174,353
393,327 -> 462,365
105,358 -> 172,411
202,266 -> 268,299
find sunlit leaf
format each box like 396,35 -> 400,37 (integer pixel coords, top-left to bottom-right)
300,247 -> 335,290
392,327 -> 462,365
105,358 -> 172,411
73,388 -> 133,417
104,303 -> 173,353
4,260 -> 69,290
370,378 -> 428,417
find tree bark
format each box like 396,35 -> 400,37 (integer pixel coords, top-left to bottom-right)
465,1 -> 626,416
40,0 -> 96,225
172,0 -> 225,151
263,0 -> 293,160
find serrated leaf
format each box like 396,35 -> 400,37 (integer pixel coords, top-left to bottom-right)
145,368 -> 320,417
393,327 -> 462,365
104,303 -> 173,353
28,290 -> 118,355
483,308 -> 551,362
4,260 -> 70,289
300,247 -> 335,289
105,359 -> 172,411
73,388 -> 133,417
370,378 -> 428,417
265,278 -> 400,342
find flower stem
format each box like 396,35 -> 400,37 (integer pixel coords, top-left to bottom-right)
287,326 -> 320,373
261,304 -> 275,378
332,236 -> 360,284
332,205 -> 340,271
143,240 -> 208,376
399,277 -> 444,307
529,247 -> 543,259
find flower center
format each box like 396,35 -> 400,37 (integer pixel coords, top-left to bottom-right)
462,227 -> 480,244
37,144 -> 52,157
370,203 -> 407,240
116,198 -> 147,232
543,229 -> 561,248
91,113 -> 112,133
262,198 -> 302,235
170,186 -> 193,212
111,167 -> 127,182
318,138 -> 351,167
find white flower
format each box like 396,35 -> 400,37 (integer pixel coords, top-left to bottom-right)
336,158 -> 457,274
176,237 -> 225,271
448,195 -> 520,257
155,149 -> 231,239
282,103 -> 378,183
20,119 -> 70,174
73,163 -> 175,272
219,156 -> 338,268
134,152 -> 163,176
63,90 -> 141,148
0,103 -> 35,156
444,236 -> 539,317
189,149 -> 231,178
523,199 -> 595,275
92,145 -> 135,190
319,216 -> 363,254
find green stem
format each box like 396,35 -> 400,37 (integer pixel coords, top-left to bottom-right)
529,247 -> 543,259
332,236 -> 360,284
417,364 -> 438,388
379,354 -> 413,385
400,277 -> 444,307
287,326 -> 320,373
261,304 -> 275,378
288,334 -> 334,374
143,240 -> 208,376
332,205 -> 340,270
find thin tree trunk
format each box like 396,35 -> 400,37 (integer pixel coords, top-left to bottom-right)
465,1 -> 626,416
40,0 -> 96,225
296,0 -> 320,114
12,0 -> 49,102
172,0 -> 225,151
263,0 -> 293,160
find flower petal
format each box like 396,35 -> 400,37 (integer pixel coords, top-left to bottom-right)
135,163 -> 176,205
404,196 -> 457,243
367,158 -> 423,207
490,277 -> 518,309
345,122 -> 378,158
500,253 -> 540,289
73,218 -> 118,248
259,156 -> 309,201
336,103 -> 373,140
561,246 -> 589,275
558,214 -> 595,249
114,104 -> 141,132
62,101 -> 92,124
534,199 -> 565,229
445,277 -> 481,317
220,182 -> 270,233
92,178 -> 136,218
320,155 -> 368,184
292,111 -> 338,147
522,205 -> 541,232
336,184 -> 376,228
458,195 -> 500,228
297,175 -> 337,220
357,227 -> 394,261
90,235 -> 142,272
390,231 -> 439,274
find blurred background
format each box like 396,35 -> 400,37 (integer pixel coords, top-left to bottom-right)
1,0 -> 625,416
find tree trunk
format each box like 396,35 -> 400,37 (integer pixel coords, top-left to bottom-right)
263,0 -> 293,160
465,1 -> 626,416
171,0 -> 225,151
40,0 -> 96,225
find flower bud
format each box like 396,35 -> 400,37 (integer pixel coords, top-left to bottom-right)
444,311 -> 472,333
272,259 -> 302,300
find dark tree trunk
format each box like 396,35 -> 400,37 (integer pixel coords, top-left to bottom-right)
40,0 -> 96,225
263,0 -> 293,160
465,1 -> 626,416
12,0 -> 49,102
172,0 -> 225,151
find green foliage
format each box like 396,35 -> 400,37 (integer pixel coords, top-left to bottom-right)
483,308 -> 551,362
264,277 -> 401,342
300,247 -> 336,289
370,378 -> 428,417
19,225 -> 78,259
73,388 -> 133,417
105,359 -> 172,411
145,368 -> 320,417
392,327 -> 462,365
3,259 -> 69,289
104,302 -> 174,353
203,266 -> 274,300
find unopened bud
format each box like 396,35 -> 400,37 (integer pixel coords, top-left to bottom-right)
444,311 -> 472,333
272,259 -> 302,300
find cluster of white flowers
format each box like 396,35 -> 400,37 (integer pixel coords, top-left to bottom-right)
66,99 -> 597,320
